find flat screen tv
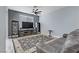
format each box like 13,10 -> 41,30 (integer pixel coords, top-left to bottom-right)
22,22 -> 33,28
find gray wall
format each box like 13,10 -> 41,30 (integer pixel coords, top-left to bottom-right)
8,9 -> 39,36
40,6 -> 79,36
8,6 -> 33,14
0,6 -> 8,52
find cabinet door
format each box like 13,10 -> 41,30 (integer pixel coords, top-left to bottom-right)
12,21 -> 19,35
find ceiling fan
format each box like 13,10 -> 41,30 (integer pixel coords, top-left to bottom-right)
32,6 -> 42,15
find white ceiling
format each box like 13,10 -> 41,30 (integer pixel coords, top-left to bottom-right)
37,6 -> 66,14
8,6 -> 66,14
8,6 -> 33,14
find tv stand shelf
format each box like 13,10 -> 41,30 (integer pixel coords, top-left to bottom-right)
19,28 -> 37,37
20,28 -> 34,31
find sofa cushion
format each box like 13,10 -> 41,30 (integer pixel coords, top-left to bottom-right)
61,29 -> 79,53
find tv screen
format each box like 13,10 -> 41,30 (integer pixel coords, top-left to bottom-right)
22,22 -> 33,28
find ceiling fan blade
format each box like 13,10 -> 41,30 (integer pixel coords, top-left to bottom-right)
35,9 -> 38,11
37,11 -> 42,13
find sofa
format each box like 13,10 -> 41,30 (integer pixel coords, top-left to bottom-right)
36,29 -> 79,53
62,29 -> 79,53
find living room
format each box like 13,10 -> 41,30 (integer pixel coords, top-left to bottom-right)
0,6 -> 79,53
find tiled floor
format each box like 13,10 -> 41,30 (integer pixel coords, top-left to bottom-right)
6,35 -> 60,53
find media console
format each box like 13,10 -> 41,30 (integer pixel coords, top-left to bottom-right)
19,28 -> 38,37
